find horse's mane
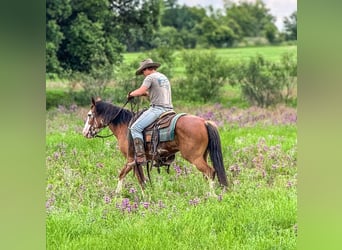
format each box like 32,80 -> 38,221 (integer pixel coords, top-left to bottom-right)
95,101 -> 133,126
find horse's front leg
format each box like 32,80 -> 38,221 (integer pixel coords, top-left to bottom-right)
115,161 -> 134,194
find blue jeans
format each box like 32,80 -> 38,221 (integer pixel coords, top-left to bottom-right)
129,106 -> 172,141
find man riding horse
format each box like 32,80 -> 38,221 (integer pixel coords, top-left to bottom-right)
127,58 -> 174,166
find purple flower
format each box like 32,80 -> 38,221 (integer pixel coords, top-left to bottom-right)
121,198 -> 130,209
53,152 -> 60,160
189,197 -> 200,206
46,196 -> 55,209
142,202 -> 150,209
158,200 -> 165,209
173,164 -> 182,176
104,195 -> 111,204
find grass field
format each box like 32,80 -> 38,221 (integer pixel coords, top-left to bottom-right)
46,45 -> 297,248
124,45 -> 297,64
46,103 -> 297,249
123,45 -> 297,78
46,45 -> 297,91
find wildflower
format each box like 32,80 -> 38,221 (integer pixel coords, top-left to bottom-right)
189,197 -> 200,206
262,170 -> 267,178
173,164 -> 182,177
158,200 -> 165,209
46,196 -> 55,209
121,198 -> 130,209
53,152 -> 60,160
142,202 -> 150,209
129,187 -> 137,194
104,195 -> 111,204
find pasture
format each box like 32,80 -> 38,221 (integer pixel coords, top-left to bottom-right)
46,45 -> 297,90
46,103 -> 297,249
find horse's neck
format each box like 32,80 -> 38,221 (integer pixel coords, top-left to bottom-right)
108,123 -> 128,141
108,123 -> 129,156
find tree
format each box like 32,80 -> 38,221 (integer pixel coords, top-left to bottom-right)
283,11 -> 297,41
46,0 -> 72,76
110,0 -> 163,51
162,5 -> 205,32
224,0 -> 278,42
46,0 -> 124,78
195,17 -> 237,47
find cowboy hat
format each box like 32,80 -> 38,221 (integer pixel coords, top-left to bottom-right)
135,58 -> 161,75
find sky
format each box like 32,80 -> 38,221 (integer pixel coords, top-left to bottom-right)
176,0 -> 297,31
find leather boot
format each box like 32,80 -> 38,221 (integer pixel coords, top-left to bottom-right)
133,138 -> 147,164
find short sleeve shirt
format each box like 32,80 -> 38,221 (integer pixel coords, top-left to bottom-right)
142,72 -> 173,108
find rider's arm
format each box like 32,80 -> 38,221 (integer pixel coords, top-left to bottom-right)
129,85 -> 148,97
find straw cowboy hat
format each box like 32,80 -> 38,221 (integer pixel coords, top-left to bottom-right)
135,58 -> 161,75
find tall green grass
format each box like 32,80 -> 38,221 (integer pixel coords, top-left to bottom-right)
46,105 -> 297,249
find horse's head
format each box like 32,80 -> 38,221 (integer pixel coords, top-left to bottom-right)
82,97 -> 107,138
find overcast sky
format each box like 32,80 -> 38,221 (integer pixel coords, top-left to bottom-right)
176,0 -> 297,31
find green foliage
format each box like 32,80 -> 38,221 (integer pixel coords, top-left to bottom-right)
46,0 -> 123,78
225,0 -> 276,39
145,46 -> 176,78
46,89 -> 73,109
195,17 -> 238,48
46,90 -> 85,109
283,11 -> 297,41
113,61 -> 142,103
229,53 -> 297,107
46,0 -> 297,79
63,13 -> 111,73
71,63 -> 114,99
112,0 -> 162,52
177,50 -> 228,102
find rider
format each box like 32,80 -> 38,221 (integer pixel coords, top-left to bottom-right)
127,58 -> 174,165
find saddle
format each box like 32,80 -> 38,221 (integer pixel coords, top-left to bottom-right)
144,110 -> 177,142
129,109 -> 186,171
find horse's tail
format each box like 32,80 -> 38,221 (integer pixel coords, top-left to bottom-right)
205,121 -> 228,187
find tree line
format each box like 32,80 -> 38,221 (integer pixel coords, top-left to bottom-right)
46,0 -> 296,79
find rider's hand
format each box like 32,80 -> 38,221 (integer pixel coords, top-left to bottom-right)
127,92 -> 134,101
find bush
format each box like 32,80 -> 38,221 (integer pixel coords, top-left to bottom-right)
46,89 -> 113,110
46,89 -> 73,110
229,53 -> 297,107
179,50 -> 228,102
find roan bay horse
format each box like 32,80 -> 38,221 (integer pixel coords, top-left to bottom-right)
82,97 -> 228,194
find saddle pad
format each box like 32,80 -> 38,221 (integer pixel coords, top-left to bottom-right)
144,113 -> 187,142
159,113 -> 186,142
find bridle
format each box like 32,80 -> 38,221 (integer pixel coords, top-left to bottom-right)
87,99 -> 131,139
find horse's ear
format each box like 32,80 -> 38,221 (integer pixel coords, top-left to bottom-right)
91,97 -> 96,105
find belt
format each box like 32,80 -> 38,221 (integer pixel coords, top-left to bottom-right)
150,104 -> 173,109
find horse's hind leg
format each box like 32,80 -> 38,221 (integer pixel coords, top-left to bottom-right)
189,157 -> 216,195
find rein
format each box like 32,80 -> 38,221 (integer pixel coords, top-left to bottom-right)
94,99 -> 130,139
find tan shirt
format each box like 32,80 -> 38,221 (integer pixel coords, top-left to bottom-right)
142,72 -> 173,108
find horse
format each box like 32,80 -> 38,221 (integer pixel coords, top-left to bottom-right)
82,97 -> 228,194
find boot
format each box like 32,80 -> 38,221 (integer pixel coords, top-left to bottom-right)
133,138 -> 147,164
